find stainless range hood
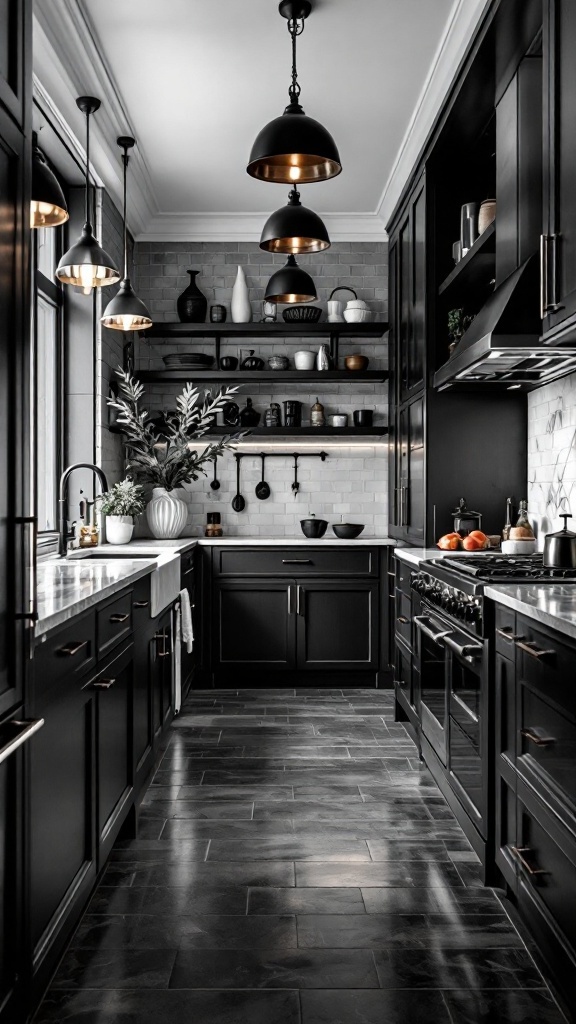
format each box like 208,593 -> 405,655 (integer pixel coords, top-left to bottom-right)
434,255 -> 576,391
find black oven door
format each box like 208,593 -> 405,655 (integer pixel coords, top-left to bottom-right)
413,608 -> 450,765
445,630 -> 487,833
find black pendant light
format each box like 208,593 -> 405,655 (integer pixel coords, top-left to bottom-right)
265,254 -> 317,303
31,133 -> 69,228
247,1 -> 341,184
56,96 -> 120,293
101,137 -> 152,332
260,188 -> 330,254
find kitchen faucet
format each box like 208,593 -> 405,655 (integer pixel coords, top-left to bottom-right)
58,463 -> 109,556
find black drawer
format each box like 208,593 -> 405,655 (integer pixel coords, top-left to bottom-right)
131,576 -> 151,631
395,558 -> 412,597
212,546 -> 378,578
494,604 -> 518,659
97,591 -> 132,657
516,616 -> 576,721
517,677 -> 576,814
34,611 -> 97,706
395,588 -> 412,648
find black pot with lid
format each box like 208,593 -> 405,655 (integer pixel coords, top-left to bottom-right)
452,497 -> 482,537
543,513 -> 576,569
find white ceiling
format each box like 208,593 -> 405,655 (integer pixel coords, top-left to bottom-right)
33,0 -> 489,239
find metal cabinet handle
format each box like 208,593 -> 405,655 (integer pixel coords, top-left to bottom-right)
154,633 -> 170,657
540,233 -> 549,320
521,728 -> 556,748
413,615 -> 450,646
15,516 -> 38,621
394,678 -> 407,689
93,678 -> 115,689
515,640 -> 555,660
287,586 -> 292,616
496,627 -> 524,643
540,234 -> 564,318
183,566 -> 194,576
110,612 -> 129,623
397,616 -> 410,625
0,718 -> 44,765
58,640 -> 88,657
133,601 -> 149,608
443,634 -> 484,661
511,846 -> 548,877
282,559 -> 312,564
297,585 -> 304,616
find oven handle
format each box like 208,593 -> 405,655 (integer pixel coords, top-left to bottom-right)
413,615 -> 451,646
443,633 -> 484,662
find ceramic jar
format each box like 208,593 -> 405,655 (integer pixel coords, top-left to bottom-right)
105,515 -> 134,545
177,270 -> 207,323
294,350 -> 316,370
146,488 -> 187,539
231,265 -> 252,323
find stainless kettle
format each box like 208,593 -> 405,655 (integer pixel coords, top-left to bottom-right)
543,513 -> 576,568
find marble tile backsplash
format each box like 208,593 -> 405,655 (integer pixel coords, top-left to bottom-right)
528,370 -> 576,540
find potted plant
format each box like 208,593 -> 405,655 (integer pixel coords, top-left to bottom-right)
107,368 -> 243,539
448,308 -> 474,356
99,478 -> 146,545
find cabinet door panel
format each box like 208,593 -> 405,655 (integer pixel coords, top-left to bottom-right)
0,0 -> 28,125
407,397 -> 425,542
215,581 -> 295,669
0,711 -> 25,1021
297,581 -> 378,670
95,643 -> 133,858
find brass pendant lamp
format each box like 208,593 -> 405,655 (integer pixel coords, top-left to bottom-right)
56,96 -> 120,294
101,137 -> 152,332
264,254 -> 317,303
247,1 -> 341,184
31,133 -> 69,228
260,188 -> 330,254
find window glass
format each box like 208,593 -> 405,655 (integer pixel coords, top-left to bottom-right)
35,293 -> 59,532
36,227 -> 56,280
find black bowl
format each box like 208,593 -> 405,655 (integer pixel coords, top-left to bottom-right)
219,356 -> 238,370
332,523 -> 365,539
300,518 -> 328,539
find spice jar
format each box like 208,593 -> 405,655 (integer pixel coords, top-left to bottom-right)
205,511 -> 223,538
310,397 -> 325,427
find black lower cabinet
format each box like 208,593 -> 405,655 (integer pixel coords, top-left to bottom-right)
95,642 -> 134,863
153,611 -> 173,741
215,580 -> 295,671
296,580 -> 379,671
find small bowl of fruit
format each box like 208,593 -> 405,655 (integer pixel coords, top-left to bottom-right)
437,530 -> 490,551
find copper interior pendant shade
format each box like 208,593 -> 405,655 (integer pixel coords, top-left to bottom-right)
260,188 -> 330,254
56,96 -> 120,293
31,133 -> 69,228
264,254 -> 317,303
247,1 -> 341,185
101,137 -> 152,332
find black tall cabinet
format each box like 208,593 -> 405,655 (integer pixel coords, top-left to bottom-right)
0,2 -> 33,1024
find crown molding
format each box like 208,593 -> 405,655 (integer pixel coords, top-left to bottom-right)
376,0 -> 490,229
137,211 -> 387,244
33,0 -> 157,236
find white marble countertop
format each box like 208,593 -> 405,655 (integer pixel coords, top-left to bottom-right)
485,584 -> 576,642
394,547 -> 454,567
196,536 -> 396,547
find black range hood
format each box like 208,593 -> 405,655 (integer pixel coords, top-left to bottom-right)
434,255 -> 576,390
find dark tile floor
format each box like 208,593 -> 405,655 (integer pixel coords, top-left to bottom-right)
36,688 -> 569,1024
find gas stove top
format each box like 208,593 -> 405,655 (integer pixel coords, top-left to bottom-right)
438,553 -> 576,582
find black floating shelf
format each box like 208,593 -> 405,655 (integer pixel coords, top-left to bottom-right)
206,426 -> 388,437
438,222 -> 496,299
136,370 -> 389,385
141,321 -> 388,341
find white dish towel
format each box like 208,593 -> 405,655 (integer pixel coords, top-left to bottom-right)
180,587 -> 194,654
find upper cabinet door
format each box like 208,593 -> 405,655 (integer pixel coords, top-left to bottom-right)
542,0 -> 576,343
396,174 -> 426,400
0,0 -> 30,129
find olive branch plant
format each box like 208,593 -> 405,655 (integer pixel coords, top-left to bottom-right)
107,367 -> 246,491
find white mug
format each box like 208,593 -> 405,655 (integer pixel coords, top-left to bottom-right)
327,300 -> 343,321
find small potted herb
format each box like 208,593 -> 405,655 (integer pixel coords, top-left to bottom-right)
448,308 -> 474,356
99,478 -> 146,545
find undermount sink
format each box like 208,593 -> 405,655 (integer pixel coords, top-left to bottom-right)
69,552 -> 161,560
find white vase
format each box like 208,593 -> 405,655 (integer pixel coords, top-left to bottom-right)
106,515 -> 134,545
146,487 -> 187,539
231,265 -> 252,323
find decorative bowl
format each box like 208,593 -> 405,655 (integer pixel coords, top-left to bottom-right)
294,350 -> 316,370
268,355 -> 290,370
345,354 -> 369,371
300,518 -> 328,539
332,523 -> 365,539
219,356 -> 238,371
343,307 -> 372,323
345,300 -> 370,310
162,352 -> 214,367
283,305 -> 322,323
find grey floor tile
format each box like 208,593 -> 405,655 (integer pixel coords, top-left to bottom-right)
300,988 -> 452,1024
170,947 -> 379,989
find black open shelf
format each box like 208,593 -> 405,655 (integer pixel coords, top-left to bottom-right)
141,321 -> 388,341
136,369 -> 389,385
205,426 -> 388,438
438,221 -> 496,301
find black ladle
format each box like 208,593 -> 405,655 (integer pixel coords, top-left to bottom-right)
232,454 -> 245,512
210,457 -> 220,491
255,454 -> 270,500
292,454 -> 300,497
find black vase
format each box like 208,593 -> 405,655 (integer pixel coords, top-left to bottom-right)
177,269 -> 207,323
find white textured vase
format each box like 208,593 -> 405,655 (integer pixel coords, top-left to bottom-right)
106,515 -> 134,545
231,265 -> 252,323
146,488 -> 187,539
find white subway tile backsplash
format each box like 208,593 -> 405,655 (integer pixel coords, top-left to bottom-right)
528,371 -> 576,532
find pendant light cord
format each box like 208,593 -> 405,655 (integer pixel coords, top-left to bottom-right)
84,108 -> 91,226
122,145 -> 129,281
288,17 -> 304,103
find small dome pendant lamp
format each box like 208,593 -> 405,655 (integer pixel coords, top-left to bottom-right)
31,132 -> 69,228
56,96 -> 120,294
260,188 -> 330,254
247,0 -> 341,184
101,137 -> 152,332
264,254 -> 317,303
